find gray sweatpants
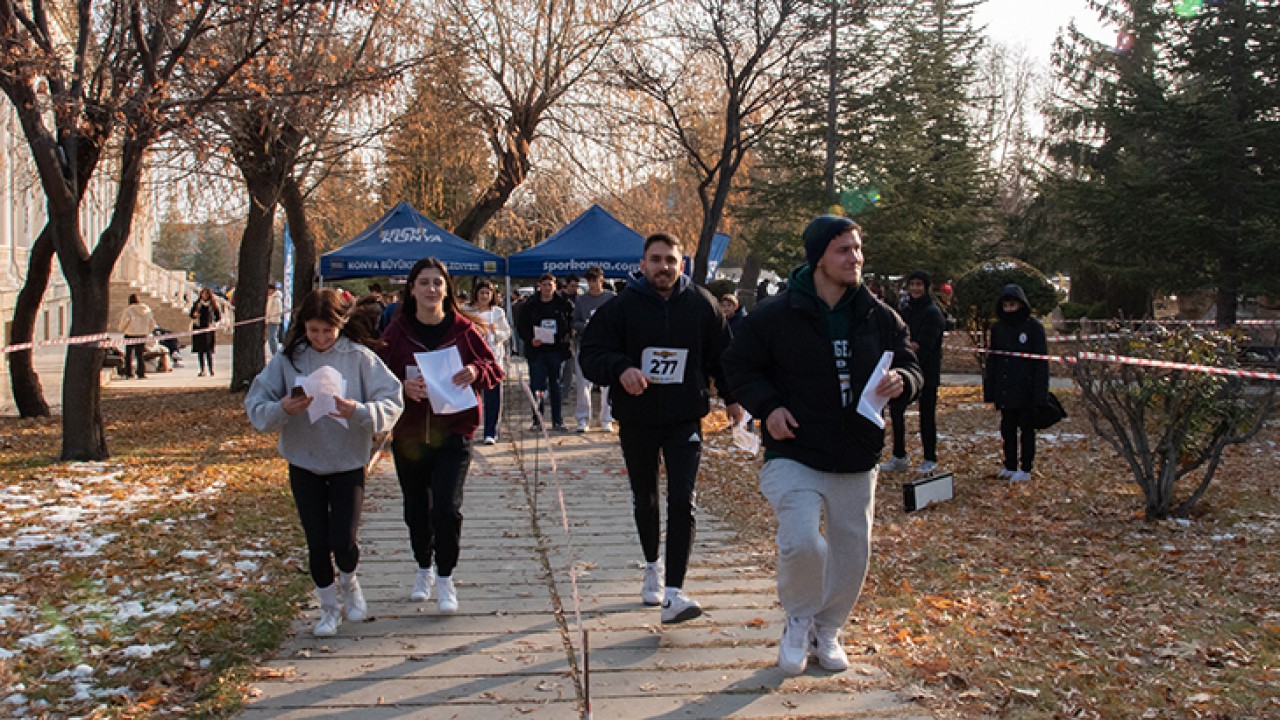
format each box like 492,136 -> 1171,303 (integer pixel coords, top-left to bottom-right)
759,458 -> 876,630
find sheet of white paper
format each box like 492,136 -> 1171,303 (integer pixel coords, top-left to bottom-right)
856,351 -> 895,429
302,366 -> 349,428
732,411 -> 759,454
414,349 -> 479,415
533,326 -> 556,344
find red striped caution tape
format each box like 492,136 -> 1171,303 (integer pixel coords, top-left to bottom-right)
944,344 -> 1280,382
1,314 -> 269,354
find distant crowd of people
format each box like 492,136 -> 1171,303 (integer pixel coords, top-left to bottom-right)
234,214 -> 1051,679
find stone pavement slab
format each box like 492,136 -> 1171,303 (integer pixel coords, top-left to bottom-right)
240,383 -> 933,720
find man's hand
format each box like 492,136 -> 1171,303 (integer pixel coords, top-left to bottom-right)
619,367 -> 649,396
726,403 -> 745,426
765,407 -> 799,440
877,369 -> 905,399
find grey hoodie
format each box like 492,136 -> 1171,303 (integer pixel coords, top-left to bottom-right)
245,336 -> 404,474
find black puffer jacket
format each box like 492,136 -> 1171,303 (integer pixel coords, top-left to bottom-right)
901,293 -> 946,382
722,270 -> 922,474
983,284 -> 1049,409
579,273 -> 733,426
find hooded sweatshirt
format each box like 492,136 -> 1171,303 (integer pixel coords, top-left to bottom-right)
245,336 -> 404,474
722,265 -> 922,473
983,284 -> 1049,409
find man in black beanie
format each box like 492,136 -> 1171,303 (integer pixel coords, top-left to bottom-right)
881,270 -> 946,474
722,215 -> 921,675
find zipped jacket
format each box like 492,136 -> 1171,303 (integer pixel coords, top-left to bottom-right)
722,268 -> 922,473
579,273 -> 733,426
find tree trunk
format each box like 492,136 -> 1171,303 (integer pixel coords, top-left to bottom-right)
452,127 -> 532,242
281,176 -> 316,305
60,266 -> 110,461
738,252 -> 763,310
7,226 -> 56,418
230,186 -> 278,392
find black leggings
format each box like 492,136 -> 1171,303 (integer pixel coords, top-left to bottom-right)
392,434 -> 472,577
288,465 -> 365,587
1000,407 -> 1037,472
891,377 -> 939,461
618,420 -> 702,589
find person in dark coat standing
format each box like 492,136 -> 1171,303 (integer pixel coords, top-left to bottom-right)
514,274 -> 574,430
983,284 -> 1049,483
189,288 -> 222,377
881,270 -> 947,475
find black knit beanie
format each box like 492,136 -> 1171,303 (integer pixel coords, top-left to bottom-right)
802,215 -> 857,271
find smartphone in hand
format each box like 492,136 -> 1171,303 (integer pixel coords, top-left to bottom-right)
290,386 -> 307,399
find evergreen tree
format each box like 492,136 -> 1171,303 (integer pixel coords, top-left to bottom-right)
1044,0 -> 1280,322
847,0 -> 990,282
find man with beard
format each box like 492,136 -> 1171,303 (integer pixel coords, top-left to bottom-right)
721,216 -> 921,674
580,233 -> 742,624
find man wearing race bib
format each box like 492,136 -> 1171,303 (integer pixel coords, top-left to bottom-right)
721,215 -> 922,675
579,233 -> 743,624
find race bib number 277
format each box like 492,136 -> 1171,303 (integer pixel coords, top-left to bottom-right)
641,347 -> 688,385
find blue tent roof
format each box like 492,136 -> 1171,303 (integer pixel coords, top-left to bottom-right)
320,202 -> 505,280
507,205 -> 644,278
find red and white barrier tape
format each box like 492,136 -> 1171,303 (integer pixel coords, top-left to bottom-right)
1,314 -> 269,354
945,344 -> 1280,381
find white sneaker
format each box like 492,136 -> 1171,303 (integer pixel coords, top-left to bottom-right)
314,584 -> 341,637
997,467 -> 1015,479
314,607 -> 341,637
575,420 -> 589,433
1009,470 -> 1032,483
482,436 -> 496,445
660,589 -> 703,624
338,572 -> 367,622
811,624 -> 850,671
641,563 -> 663,606
436,576 -> 458,613
410,567 -> 435,601
917,460 -> 938,475
778,615 -> 813,674
879,456 -> 908,472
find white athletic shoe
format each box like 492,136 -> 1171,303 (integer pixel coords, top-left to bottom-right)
437,576 -> 458,613
916,460 -> 939,475
660,589 -> 703,624
1009,470 -> 1032,483
778,615 -> 813,674
811,624 -> 850,671
641,563 -> 663,606
410,567 -> 435,601
879,456 -> 908,472
338,572 -> 367,622
314,584 -> 341,637
997,467 -> 1015,479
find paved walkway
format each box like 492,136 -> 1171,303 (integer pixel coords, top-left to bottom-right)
238,384 -> 932,720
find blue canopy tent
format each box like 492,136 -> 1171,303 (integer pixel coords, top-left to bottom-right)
506,204 -> 644,279
319,202 -> 505,282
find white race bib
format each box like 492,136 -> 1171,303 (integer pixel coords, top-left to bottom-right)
641,347 -> 688,385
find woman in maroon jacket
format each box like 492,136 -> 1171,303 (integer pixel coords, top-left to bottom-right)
378,257 -> 503,613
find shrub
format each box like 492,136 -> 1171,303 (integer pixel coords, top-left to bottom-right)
1072,324 -> 1275,519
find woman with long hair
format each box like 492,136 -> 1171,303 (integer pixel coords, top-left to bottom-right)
378,258 -> 504,612
189,288 -> 221,376
245,289 -> 404,637
465,280 -> 511,444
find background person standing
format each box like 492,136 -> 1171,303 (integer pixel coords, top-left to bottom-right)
189,288 -> 222,376
571,266 -> 615,432
117,294 -> 157,380
580,233 -> 742,624
983,283 -> 1048,483
881,270 -> 946,474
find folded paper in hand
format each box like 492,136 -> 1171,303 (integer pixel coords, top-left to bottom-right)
302,366 -> 348,428
732,412 -> 759,454
415,348 -> 479,415
856,351 -> 894,429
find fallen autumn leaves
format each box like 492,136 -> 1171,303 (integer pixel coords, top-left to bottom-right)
700,385 -> 1280,719
0,383 -> 1277,719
